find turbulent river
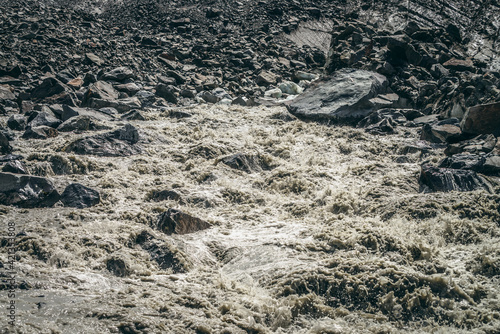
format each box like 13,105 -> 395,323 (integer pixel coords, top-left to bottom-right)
1,104 -> 499,333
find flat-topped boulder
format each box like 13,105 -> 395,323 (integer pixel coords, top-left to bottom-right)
286,69 -> 390,123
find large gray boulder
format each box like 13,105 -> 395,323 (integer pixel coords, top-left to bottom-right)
286,69 -> 390,123
461,102 -> 500,136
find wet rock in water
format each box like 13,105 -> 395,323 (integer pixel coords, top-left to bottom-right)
64,124 -> 142,157
31,77 -> 66,100
22,126 -> 59,139
439,154 -> 485,172
2,160 -> 28,174
0,172 -> 60,207
100,67 -> 134,82
0,85 -> 16,100
0,154 -> 23,163
156,208 -> 211,235
287,69 -> 389,123
420,118 -> 463,143
419,164 -> 491,193
219,153 -> 264,173
60,183 -> 100,208
0,131 -> 12,154
135,230 -> 186,272
27,112 -> 62,129
106,257 -> 130,277
461,102 -> 500,136
445,134 -> 497,156
7,114 -> 26,131
256,71 -> 278,86
148,189 -> 182,202
167,110 -> 192,119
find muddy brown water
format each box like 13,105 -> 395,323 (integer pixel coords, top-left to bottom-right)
1,104 -> 499,333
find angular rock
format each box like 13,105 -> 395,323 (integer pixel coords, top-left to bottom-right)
219,153 -> 264,173
0,85 -> 16,100
482,155 -> 500,175
445,134 -> 497,156
101,67 -> 134,82
420,118 -> 462,143
0,131 -> 12,154
22,126 -> 58,139
256,71 -> 278,86
84,53 -> 104,66
28,112 -> 62,128
419,164 -> 491,193
439,154 -> 485,172
461,102 -> 500,136
7,114 -> 26,131
31,77 -> 66,100
88,96 -> 141,113
58,115 -> 95,132
64,124 -> 141,157
135,230 -> 185,272
148,190 -> 182,202
156,208 -> 211,235
155,84 -> 178,103
60,183 -> 100,208
357,109 -> 407,134
0,172 -> 60,207
2,160 -> 28,174
443,58 -> 474,72
106,257 -> 129,277
287,69 -> 389,122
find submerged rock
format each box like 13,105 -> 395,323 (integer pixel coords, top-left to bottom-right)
287,68 -> 389,122
135,230 -> 186,272
0,172 -> 59,207
60,183 -> 100,208
156,208 -> 211,235
106,257 -> 130,277
461,102 -> 500,136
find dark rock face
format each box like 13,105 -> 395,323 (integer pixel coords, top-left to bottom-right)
106,258 -> 130,277
148,190 -> 182,202
156,209 -> 211,235
0,131 -> 12,154
0,172 -> 60,207
7,115 -> 26,131
287,69 -> 389,122
22,126 -> 58,139
2,160 -> 28,174
64,124 -> 142,156
135,230 -> 185,272
219,153 -> 265,173
60,183 -> 100,208
461,102 -> 500,137
419,164 -> 491,193
420,118 -> 463,144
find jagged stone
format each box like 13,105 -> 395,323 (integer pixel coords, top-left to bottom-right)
156,208 -> 211,235
419,164 -> 491,193
0,172 -> 60,207
287,69 -> 389,122
60,183 -> 100,208
461,102 -> 500,136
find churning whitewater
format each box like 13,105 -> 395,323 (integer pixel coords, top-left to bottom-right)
1,104 -> 499,333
